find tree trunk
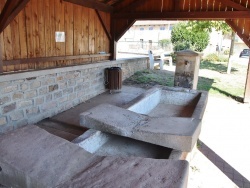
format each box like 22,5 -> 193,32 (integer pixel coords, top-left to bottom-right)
227,31 -> 235,74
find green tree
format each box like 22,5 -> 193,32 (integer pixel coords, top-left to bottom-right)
171,22 -> 210,52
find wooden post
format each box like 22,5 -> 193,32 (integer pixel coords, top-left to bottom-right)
110,17 -> 117,60
244,56 -> 250,103
0,35 -> 3,73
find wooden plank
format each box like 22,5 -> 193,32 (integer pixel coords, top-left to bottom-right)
95,10 -> 112,41
174,0 -> 180,11
3,53 -> 111,66
219,0 -> 249,11
89,9 -> 95,54
63,0 -> 114,13
10,16 -> 21,71
73,4 -> 82,55
18,6 -> 28,70
0,0 -> 30,33
226,19 -> 250,48
55,0 -> 65,58
113,11 -> 250,20
115,19 -> 136,41
82,7 -> 89,55
115,0 -> 146,12
0,0 -> 19,33
50,0 -> 56,68
65,2 -> 74,56
244,57 -> 250,103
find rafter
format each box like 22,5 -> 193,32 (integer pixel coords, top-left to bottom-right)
225,19 -> 250,48
219,0 -> 249,11
113,11 -> 250,20
63,0 -> 114,13
0,0 -> 30,33
115,19 -> 136,41
115,0 -> 146,13
95,10 -> 112,41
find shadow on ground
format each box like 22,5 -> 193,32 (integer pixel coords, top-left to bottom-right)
197,139 -> 250,187
200,61 -> 238,73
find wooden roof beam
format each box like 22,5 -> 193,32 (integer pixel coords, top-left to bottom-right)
63,0 -> 114,13
115,19 -> 136,41
219,0 -> 249,11
95,10 -> 112,41
225,19 -> 250,48
0,0 -> 30,33
113,11 -> 250,20
115,0 -> 146,13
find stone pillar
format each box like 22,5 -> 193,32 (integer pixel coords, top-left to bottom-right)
174,50 -> 202,90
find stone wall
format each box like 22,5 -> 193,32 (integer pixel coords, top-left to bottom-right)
0,58 -> 148,133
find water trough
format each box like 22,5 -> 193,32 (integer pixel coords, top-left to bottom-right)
79,86 -> 208,153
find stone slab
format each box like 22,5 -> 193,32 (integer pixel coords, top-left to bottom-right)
0,125 -> 189,188
57,156 -> 189,188
80,104 -> 201,151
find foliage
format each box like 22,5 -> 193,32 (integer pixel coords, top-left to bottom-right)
187,21 -> 231,34
203,53 -> 228,62
171,22 -> 209,52
173,41 -> 190,51
159,39 -> 171,48
223,49 -> 230,55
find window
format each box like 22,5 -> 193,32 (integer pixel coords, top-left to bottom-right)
169,25 -> 174,30
160,26 -> 165,30
140,27 -> 144,31
149,27 -> 154,30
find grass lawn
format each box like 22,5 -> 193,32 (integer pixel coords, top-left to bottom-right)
124,60 -> 248,102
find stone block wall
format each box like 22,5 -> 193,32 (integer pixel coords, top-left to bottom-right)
0,58 -> 148,133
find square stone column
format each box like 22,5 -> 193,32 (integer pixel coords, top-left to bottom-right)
174,50 -> 202,90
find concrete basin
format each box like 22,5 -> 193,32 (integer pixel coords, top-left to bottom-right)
80,87 -> 208,152
73,129 -> 185,160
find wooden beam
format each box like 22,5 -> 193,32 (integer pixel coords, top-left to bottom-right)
0,36 -> 3,73
226,19 -> 250,48
219,0 -> 249,11
113,11 -> 250,20
95,10 -> 112,41
63,0 -> 114,13
115,0 -> 146,13
116,19 -> 136,41
110,18 -> 116,60
3,54 -> 111,66
0,0 -> 30,33
244,57 -> 250,103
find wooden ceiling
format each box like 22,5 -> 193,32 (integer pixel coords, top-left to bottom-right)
1,0 -> 250,46
64,0 -> 250,47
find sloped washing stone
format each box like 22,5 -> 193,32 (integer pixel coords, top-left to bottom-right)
0,125 -> 189,188
80,104 -> 201,152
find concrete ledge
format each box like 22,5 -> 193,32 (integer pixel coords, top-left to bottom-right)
80,104 -> 201,152
0,125 -> 189,188
0,57 -> 148,82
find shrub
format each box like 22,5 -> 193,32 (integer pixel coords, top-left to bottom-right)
204,53 -> 228,62
171,22 -> 209,52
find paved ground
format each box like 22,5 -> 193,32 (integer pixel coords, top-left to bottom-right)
188,96 -> 250,188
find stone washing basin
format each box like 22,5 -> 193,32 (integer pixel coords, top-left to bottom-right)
73,129 -> 185,160
80,87 -> 208,152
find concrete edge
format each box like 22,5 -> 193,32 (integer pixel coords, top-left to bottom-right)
0,57 -> 148,82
